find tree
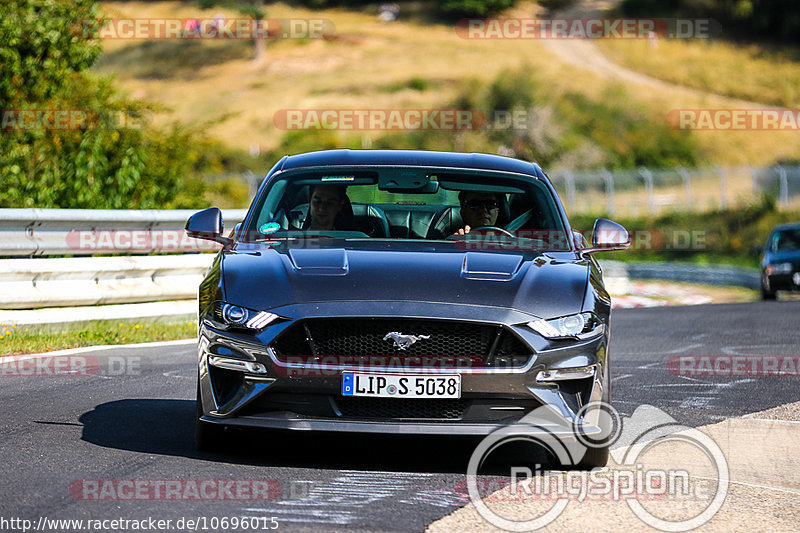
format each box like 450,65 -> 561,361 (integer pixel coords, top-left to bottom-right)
0,0 -> 220,209
198,0 -> 268,62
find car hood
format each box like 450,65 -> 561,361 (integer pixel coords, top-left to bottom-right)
220,243 -> 589,320
766,249 -> 800,264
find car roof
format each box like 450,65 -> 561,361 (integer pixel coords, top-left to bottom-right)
278,149 -> 544,177
770,222 -> 800,232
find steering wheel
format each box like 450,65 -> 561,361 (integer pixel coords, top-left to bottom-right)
447,226 -> 515,240
470,226 -> 515,237
447,226 -> 516,240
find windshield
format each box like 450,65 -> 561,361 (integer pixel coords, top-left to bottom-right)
241,168 -> 571,251
771,228 -> 800,252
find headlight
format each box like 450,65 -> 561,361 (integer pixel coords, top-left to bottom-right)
766,262 -> 793,275
527,312 -> 604,340
214,302 -> 281,330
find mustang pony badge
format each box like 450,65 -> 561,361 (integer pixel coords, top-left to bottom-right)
383,332 -> 431,351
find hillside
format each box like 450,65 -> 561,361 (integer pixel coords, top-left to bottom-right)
94,1 -> 800,169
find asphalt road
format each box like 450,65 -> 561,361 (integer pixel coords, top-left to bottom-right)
1,301 -> 799,532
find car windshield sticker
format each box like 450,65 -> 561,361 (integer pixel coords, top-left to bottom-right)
259,222 -> 281,234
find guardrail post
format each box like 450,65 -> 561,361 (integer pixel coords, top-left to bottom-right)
678,166 -> 692,212
564,171 -> 577,213
602,168 -> 615,216
777,165 -> 789,207
748,165 -> 759,195
639,167 -> 655,216
715,166 -> 727,210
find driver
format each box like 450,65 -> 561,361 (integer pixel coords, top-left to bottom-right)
453,191 -> 500,235
304,184 -> 348,231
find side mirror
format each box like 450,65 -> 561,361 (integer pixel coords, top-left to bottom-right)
754,245 -> 764,255
580,218 -> 630,256
572,230 -> 588,248
185,207 -> 233,247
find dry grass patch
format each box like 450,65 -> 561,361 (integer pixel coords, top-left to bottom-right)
95,1 -> 800,166
596,38 -> 800,108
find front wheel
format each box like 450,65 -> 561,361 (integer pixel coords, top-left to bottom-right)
195,381 -> 225,451
576,444 -> 609,468
761,275 -> 777,300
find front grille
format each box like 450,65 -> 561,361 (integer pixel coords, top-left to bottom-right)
335,397 -> 466,420
271,318 -> 531,368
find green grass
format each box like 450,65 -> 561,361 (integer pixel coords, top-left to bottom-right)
0,319 -> 195,357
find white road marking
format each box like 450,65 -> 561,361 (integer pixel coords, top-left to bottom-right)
645,383 -> 719,387
239,471 -> 449,526
679,378 -> 755,408
616,343 -> 705,357
688,475 -> 800,496
720,344 -> 797,355
162,370 -> 194,379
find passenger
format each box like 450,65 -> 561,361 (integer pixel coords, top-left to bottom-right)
303,185 -> 350,231
454,191 -> 500,235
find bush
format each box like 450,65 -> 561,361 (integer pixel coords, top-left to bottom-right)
438,0 -> 517,17
570,194 -> 794,267
0,0 -> 250,209
267,66 -> 702,172
618,0 -> 800,43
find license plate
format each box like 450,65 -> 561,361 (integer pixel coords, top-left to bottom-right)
341,372 -> 461,399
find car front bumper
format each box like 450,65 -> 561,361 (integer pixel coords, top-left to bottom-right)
196,306 -> 610,437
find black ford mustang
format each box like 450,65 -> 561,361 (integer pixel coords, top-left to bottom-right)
186,149 -> 629,466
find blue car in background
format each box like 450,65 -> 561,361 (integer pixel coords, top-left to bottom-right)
761,222 -> 800,299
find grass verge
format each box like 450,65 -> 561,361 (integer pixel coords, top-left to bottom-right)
0,319 -> 195,357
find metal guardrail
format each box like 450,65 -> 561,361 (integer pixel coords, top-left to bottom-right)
0,209 -> 760,313
0,208 -> 247,256
601,261 -> 760,290
0,255 -> 215,309
549,164 -> 800,216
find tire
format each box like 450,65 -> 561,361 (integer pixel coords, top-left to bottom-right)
761,276 -> 777,300
576,444 -> 609,469
195,381 -> 225,452
576,362 -> 612,469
